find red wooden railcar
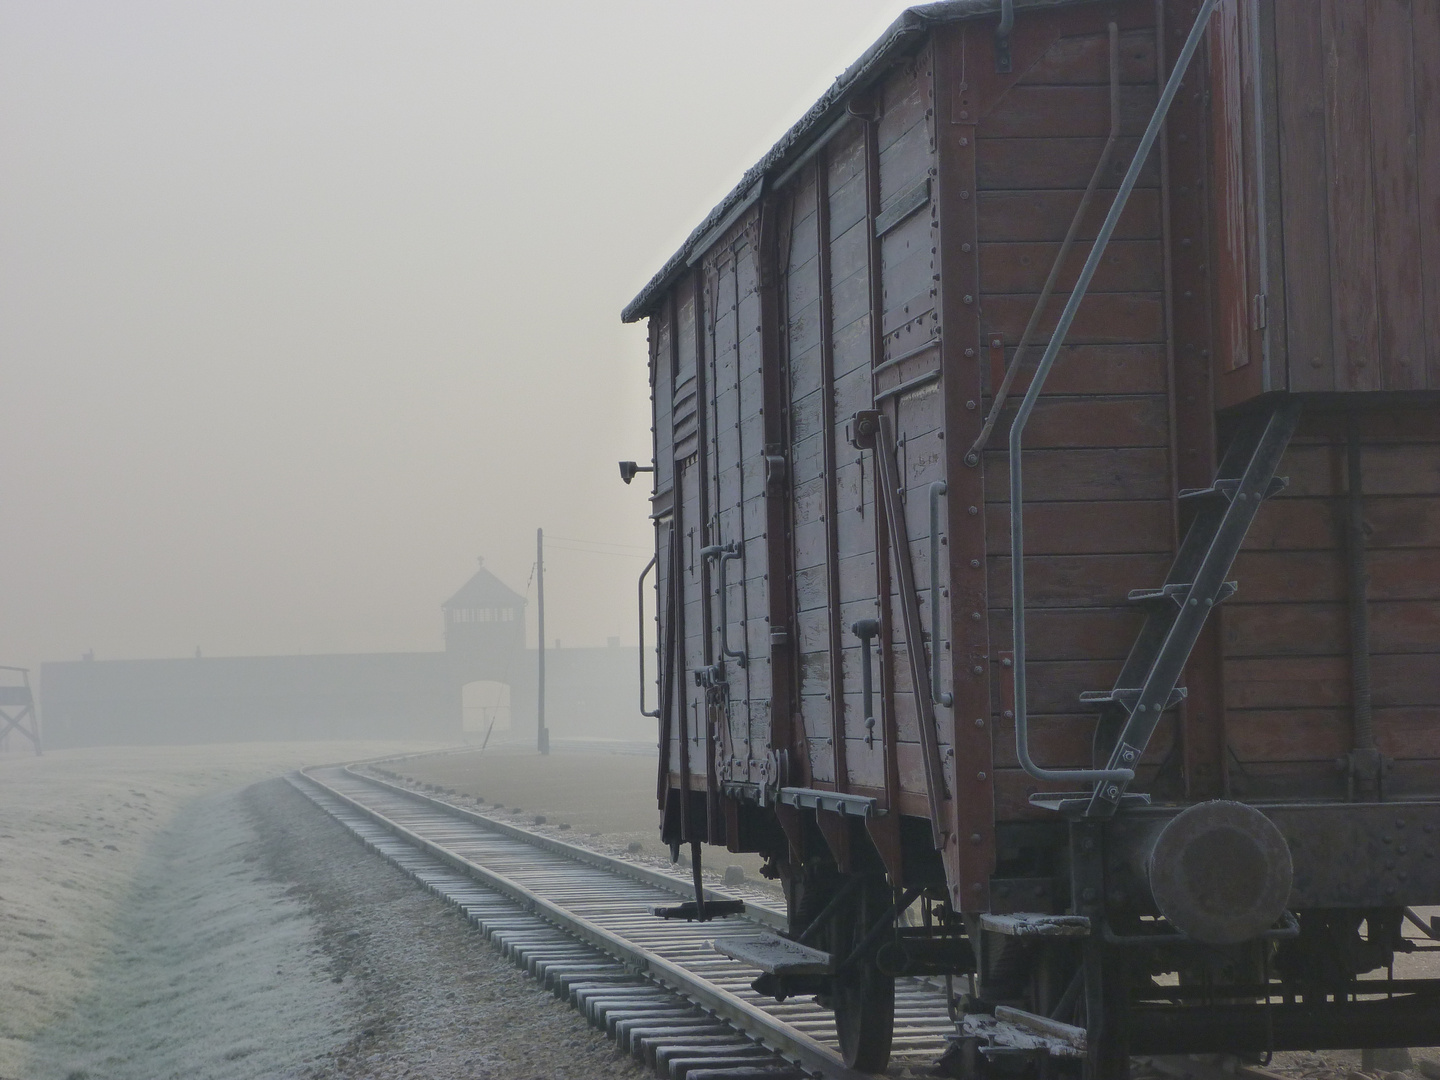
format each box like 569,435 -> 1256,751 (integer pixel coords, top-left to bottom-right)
622,0 -> 1440,1074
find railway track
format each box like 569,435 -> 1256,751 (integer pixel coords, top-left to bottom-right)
291,762 -> 1294,1080
293,763 -> 958,1079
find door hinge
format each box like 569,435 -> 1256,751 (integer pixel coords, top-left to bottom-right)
1253,292 -> 1268,331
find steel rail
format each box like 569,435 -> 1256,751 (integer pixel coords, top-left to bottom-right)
347,763 -> 788,931
299,764 -> 877,1079
294,756 -> 1307,1078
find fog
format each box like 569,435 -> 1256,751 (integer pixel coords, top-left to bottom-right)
0,0 -> 914,674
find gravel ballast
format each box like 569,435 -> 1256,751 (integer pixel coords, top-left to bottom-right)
243,776 -> 648,1080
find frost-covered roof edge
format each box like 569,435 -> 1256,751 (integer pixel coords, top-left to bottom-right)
620,0 -> 1096,324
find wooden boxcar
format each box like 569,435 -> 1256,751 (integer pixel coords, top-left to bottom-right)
622,0 -> 1440,1074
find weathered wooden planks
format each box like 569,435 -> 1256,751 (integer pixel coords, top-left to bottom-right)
1237,0 -> 1440,395
639,0 -> 1440,881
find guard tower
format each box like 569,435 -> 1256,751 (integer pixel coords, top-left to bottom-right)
0,667 -> 41,755
442,559 -> 526,685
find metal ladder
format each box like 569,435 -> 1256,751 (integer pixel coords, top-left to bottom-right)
1080,398 -> 1301,817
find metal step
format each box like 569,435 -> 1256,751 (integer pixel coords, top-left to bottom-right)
979,913 -> 1091,938
711,934 -> 834,975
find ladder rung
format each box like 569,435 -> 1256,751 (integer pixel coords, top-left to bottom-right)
1127,581 -> 1237,607
1178,476 -> 1288,504
1178,479 -> 1239,502
1029,791 -> 1151,813
1078,687 -> 1187,710
1127,583 -> 1190,606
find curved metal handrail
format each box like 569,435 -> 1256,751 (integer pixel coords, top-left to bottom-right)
1011,0 -> 1222,785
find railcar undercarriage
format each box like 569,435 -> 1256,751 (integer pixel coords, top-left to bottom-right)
722,799 -> 1440,1077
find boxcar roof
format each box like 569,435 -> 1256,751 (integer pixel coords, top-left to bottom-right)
621,0 -> 1099,324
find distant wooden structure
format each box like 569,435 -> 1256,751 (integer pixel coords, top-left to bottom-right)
0,667 -> 41,754
441,558 -> 527,680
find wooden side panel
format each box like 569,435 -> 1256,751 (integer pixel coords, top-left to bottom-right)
650,303 -> 676,810
1419,0 -> 1440,387
738,242 -> 773,787
1264,0 -> 1440,394
1366,0 -> 1425,390
1164,0 -> 1226,800
1272,0 -> 1334,391
784,167 -> 836,787
971,4 -> 1175,820
825,121 -> 886,796
877,52 -> 944,788
1322,0 -> 1381,391
1209,0 -> 1268,406
1223,420 -> 1440,801
650,274 -> 711,835
675,274 -> 708,814
702,222 -> 775,798
653,313 -> 676,500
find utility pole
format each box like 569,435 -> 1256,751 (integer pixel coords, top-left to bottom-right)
536,527 -> 549,755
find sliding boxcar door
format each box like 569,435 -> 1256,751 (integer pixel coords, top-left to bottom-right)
784,165 -> 838,790
828,123 -> 889,798
872,54 -> 955,818
704,239 -> 772,792
672,278 -> 709,838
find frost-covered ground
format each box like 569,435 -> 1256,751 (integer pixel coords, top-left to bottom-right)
0,741 -> 650,1080
0,741 -> 433,1080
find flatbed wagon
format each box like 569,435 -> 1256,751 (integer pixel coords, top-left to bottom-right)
621,1 -> 1440,1074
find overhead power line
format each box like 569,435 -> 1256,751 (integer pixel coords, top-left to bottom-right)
545,534 -> 651,555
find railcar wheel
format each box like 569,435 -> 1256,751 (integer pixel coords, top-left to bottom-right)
828,873 -> 896,1072
833,960 -> 895,1072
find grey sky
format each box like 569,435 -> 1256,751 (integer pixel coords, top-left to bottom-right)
0,1 -> 914,671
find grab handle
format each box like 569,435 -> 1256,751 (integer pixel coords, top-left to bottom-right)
702,542 -> 747,668
852,618 -> 880,746
928,481 -> 953,708
638,555 -> 659,718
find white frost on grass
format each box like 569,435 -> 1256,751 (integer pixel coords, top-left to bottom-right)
26,789 -> 350,1080
0,741 -> 441,1080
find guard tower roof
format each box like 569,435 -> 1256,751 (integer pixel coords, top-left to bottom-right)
442,561 -> 527,610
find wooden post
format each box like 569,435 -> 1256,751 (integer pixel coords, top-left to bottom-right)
536,528 -> 549,755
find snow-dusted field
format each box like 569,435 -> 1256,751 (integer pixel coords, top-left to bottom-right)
0,741 -> 435,1080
